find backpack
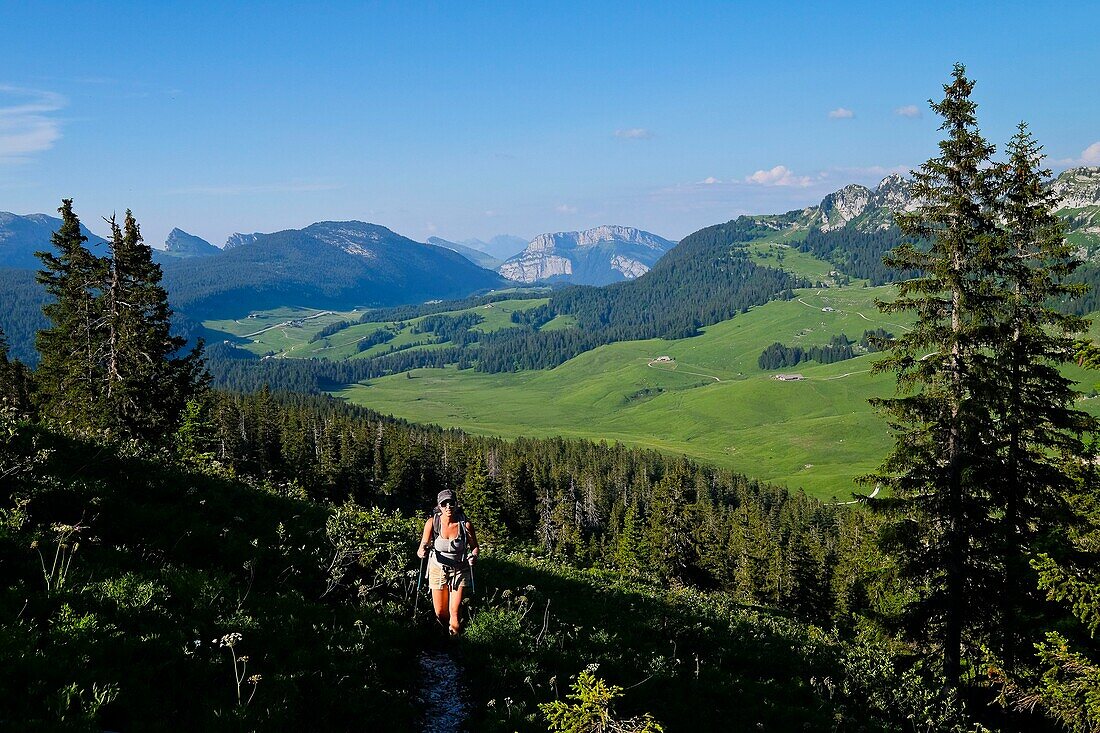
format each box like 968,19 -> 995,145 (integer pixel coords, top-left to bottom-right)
430,506 -> 469,561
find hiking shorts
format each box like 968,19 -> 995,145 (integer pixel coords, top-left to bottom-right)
427,556 -> 470,591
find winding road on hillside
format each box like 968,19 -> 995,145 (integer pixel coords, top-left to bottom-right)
241,310 -> 334,339
795,296 -> 912,332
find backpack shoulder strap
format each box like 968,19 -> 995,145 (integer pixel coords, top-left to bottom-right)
431,508 -> 442,540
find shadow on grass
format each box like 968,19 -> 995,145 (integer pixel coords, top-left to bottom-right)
456,554 -> 874,733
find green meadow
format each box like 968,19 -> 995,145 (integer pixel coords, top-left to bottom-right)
331,285 -> 1100,499
202,298 -> 549,359
203,287 -> 1100,501
330,287 -> 904,499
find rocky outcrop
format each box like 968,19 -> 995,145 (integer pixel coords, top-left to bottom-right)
163,228 -> 220,257
817,184 -> 872,231
224,232 -> 262,250
499,254 -> 573,282
498,226 -> 675,285
1052,167 -> 1100,210
610,255 -> 649,279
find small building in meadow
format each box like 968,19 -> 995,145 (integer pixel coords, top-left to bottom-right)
774,373 -> 805,381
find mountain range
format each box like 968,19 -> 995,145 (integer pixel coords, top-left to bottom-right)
426,237 -> 503,270
498,225 -> 678,286
3,166 -> 1100,363
159,221 -> 509,317
0,211 -> 109,269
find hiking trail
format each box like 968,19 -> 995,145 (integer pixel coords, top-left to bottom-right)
417,647 -> 470,733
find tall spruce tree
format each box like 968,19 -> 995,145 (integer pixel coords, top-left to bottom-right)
867,64 -> 1003,688
871,66 -> 1097,696
985,124 -> 1095,668
103,210 -> 205,440
35,200 -> 109,431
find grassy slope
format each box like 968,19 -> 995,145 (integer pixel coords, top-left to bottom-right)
201,299 -> 548,359
332,287 -> 901,499
334,285 -> 1100,500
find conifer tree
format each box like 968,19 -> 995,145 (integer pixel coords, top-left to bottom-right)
35,200 -> 109,431
0,327 -> 32,415
461,456 -> 506,544
984,124 -> 1095,667
867,65 -> 1003,688
103,210 -> 206,440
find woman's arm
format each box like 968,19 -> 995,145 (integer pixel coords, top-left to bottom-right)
465,521 -> 479,562
417,518 -> 433,558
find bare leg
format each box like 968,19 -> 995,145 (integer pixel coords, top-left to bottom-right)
448,584 -> 465,634
432,587 -> 449,628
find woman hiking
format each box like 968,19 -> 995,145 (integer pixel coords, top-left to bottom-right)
417,489 -> 479,635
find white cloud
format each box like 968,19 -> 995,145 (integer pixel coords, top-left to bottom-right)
555,203 -> 577,214
1057,142 -> 1100,167
614,128 -> 652,140
1078,141 -> 1100,165
0,86 -> 66,162
744,165 -> 813,187
828,107 -> 854,119
894,105 -> 922,119
699,176 -> 721,185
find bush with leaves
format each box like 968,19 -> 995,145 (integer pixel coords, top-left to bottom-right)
540,668 -> 664,733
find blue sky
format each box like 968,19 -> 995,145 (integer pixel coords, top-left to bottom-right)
2,1 -> 1098,248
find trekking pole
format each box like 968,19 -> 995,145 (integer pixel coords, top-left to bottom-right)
412,551 -> 428,619
468,557 -> 476,596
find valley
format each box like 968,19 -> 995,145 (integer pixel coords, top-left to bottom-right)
205,285 -> 958,499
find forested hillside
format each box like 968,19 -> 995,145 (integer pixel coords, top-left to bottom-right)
161,221 -> 507,318
203,218 -> 807,390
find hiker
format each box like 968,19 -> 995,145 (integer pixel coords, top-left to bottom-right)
417,489 -> 479,635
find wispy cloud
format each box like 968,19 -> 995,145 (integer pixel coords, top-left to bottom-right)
745,165 -> 813,187
894,105 -> 922,119
555,203 -> 577,214
0,85 -> 66,162
614,128 -> 652,140
165,182 -> 342,196
1061,141 -> 1100,166
828,107 -> 854,119
698,176 -> 721,185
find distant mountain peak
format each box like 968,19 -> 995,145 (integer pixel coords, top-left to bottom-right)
163,228 -> 220,257
426,236 -> 503,270
224,232 -> 262,250
499,225 -> 676,285
1052,166 -> 1100,210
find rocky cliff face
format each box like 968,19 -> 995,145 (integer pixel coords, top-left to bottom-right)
163,228 -> 220,257
224,232 -> 262,250
1052,167 -> 1100,211
498,226 -> 676,285
1052,167 -> 1100,255
810,175 -> 917,232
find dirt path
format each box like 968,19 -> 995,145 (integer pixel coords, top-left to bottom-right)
646,359 -> 721,382
795,297 -> 912,332
822,369 -> 872,380
834,484 -> 881,506
417,648 -> 470,732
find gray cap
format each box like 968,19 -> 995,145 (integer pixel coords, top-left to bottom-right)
436,489 -> 456,506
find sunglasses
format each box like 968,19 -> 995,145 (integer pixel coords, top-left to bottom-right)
441,500 -> 456,507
